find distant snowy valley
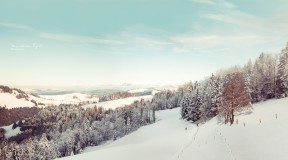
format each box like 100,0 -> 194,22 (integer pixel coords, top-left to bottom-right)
0,86 -> 162,109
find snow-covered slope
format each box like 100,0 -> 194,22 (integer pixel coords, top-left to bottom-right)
39,93 -> 99,106
128,88 -> 149,93
82,95 -> 153,110
61,97 -> 288,160
0,93 -> 35,109
0,87 -> 99,108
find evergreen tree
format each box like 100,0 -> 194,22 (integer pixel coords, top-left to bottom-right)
22,137 -> 36,160
182,89 -> 202,123
180,94 -> 190,119
276,43 -> 288,97
190,89 -> 202,123
209,75 -> 222,117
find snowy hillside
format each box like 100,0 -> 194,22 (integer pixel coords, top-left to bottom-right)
39,93 -> 99,106
62,97 -> 288,160
0,91 -> 35,109
82,95 -> 153,110
128,88 -> 149,93
0,91 -> 99,108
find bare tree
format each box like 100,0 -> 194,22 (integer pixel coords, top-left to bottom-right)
219,72 -> 251,125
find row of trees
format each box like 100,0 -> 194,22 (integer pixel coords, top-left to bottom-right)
0,107 -> 40,127
99,91 -> 137,102
99,90 -> 153,102
181,43 -> 288,125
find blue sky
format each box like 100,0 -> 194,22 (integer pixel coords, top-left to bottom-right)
1,0 -> 288,87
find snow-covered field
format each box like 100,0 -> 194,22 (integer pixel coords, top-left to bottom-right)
82,95 -> 153,110
0,85 -> 158,109
128,88 -> 149,93
0,90 -> 99,108
61,97 -> 288,160
0,93 -> 34,109
39,93 -> 99,106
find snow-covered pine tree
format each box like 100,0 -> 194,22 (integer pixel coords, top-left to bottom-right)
276,43 -> 288,97
22,137 -> 36,160
36,133 -> 53,159
210,74 -> 222,118
243,59 -> 253,100
0,141 -> 8,160
180,94 -> 190,119
5,143 -> 12,160
184,89 -> 201,123
10,142 -> 21,160
197,78 -> 212,120
190,89 -> 202,123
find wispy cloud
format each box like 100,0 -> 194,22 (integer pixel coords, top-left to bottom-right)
189,0 -> 236,9
170,34 -> 268,49
1,21 -> 123,45
134,37 -> 173,49
205,12 -> 263,30
221,1 -> 236,9
190,0 -> 215,5
173,47 -> 190,54
38,32 -> 123,45
0,22 -> 32,30
205,10 -> 288,38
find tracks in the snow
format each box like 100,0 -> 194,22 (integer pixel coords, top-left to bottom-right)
175,125 -> 200,160
216,128 -> 237,160
174,125 -> 237,160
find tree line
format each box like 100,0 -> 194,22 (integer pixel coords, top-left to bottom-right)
181,43 -> 288,125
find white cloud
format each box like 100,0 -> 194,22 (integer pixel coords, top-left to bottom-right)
190,0 -> 215,5
1,22 -> 123,45
221,1 -> 237,9
134,37 -> 173,49
0,22 -> 32,30
173,47 -> 189,53
205,12 -> 263,29
205,8 -> 288,37
38,33 -> 123,45
170,34 -> 268,49
189,0 -> 236,9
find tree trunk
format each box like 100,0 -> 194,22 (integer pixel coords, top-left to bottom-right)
230,110 -> 234,125
225,114 -> 229,124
